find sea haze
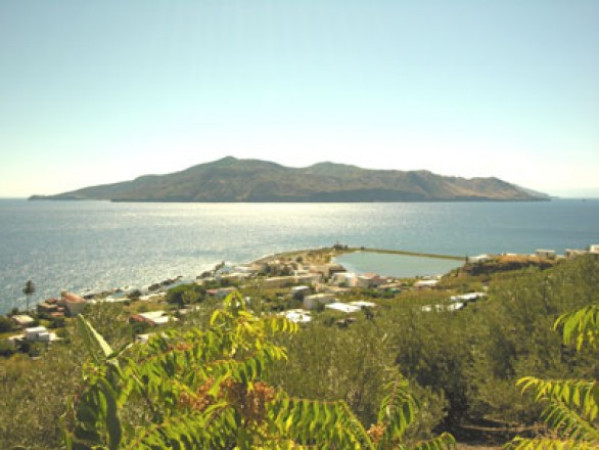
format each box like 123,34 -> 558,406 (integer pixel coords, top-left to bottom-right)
1,199 -> 598,312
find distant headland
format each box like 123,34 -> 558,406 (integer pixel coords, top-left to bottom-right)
30,156 -> 549,202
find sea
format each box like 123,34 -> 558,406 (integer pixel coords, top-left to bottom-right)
1,198 -> 598,313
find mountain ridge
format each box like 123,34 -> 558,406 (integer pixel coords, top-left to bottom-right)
30,156 -> 550,202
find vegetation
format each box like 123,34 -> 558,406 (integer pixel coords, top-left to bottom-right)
64,292 -> 455,449
1,254 -> 598,449
508,304 -> 599,449
165,284 -> 206,308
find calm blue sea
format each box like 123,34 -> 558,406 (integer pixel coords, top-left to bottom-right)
1,199 -> 598,312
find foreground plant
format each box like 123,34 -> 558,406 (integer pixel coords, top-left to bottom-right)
64,291 -> 455,449
507,305 -> 599,449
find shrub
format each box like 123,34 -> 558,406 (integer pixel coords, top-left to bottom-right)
0,316 -> 14,332
64,292 -> 455,449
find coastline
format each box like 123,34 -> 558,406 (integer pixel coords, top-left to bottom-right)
249,246 -> 465,267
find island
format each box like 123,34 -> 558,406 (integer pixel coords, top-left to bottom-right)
30,156 -> 549,202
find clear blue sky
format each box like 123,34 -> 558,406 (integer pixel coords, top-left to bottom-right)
1,1 -> 598,197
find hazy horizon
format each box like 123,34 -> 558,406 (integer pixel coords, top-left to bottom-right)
1,1 -> 598,198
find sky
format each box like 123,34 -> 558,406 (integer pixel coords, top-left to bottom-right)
1,1 -> 598,198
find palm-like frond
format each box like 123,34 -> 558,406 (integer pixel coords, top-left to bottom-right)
554,304 -> 599,351
507,436 -> 599,450
517,377 -> 599,421
508,303 -> 599,449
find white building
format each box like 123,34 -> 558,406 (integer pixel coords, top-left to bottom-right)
291,285 -> 310,299
348,300 -> 376,308
60,291 -> 88,316
262,276 -> 296,289
414,279 -> 439,289
131,311 -> 175,326
449,292 -> 487,303
11,314 -> 35,327
280,309 -> 312,323
303,293 -> 336,310
565,248 -> 587,258
469,254 -> 491,263
25,325 -> 57,342
422,302 -> 465,313
325,302 -> 361,313
330,272 -> 357,286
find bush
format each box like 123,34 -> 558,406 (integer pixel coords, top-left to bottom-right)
166,284 -> 205,307
0,340 -> 15,357
63,293 -> 455,449
0,316 -> 13,333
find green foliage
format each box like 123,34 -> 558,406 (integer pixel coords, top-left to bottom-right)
507,299 -> 599,449
464,256 -> 599,424
165,283 -> 205,308
0,315 -> 14,332
0,347 -> 84,449
65,292 -> 455,449
0,339 -> 16,357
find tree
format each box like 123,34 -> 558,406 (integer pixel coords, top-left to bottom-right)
23,280 -> 35,312
64,291 -> 456,449
508,305 -> 599,449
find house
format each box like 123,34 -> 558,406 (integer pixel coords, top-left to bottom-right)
303,293 -> 336,310
414,279 -> 439,289
280,309 -> 312,323
325,302 -> 361,313
348,300 -> 376,308
327,263 -> 346,276
130,311 -> 175,326
37,298 -> 63,314
422,302 -> 465,313
262,276 -> 296,289
7,334 -> 24,347
11,314 -> 35,328
25,325 -> 57,342
291,286 -> 310,300
361,273 -> 386,287
308,263 -> 345,279
589,244 -> 599,255
330,272 -> 357,286
329,272 -> 379,288
449,292 -> 487,303
468,254 -> 491,263
535,249 -> 557,259
59,291 -> 87,316
446,302 -> 466,312
565,248 -> 587,258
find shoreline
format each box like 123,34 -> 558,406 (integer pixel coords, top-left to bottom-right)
0,246 -> 471,314
249,246 -> 465,267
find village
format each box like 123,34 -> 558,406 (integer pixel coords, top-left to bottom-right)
1,244 -> 598,357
